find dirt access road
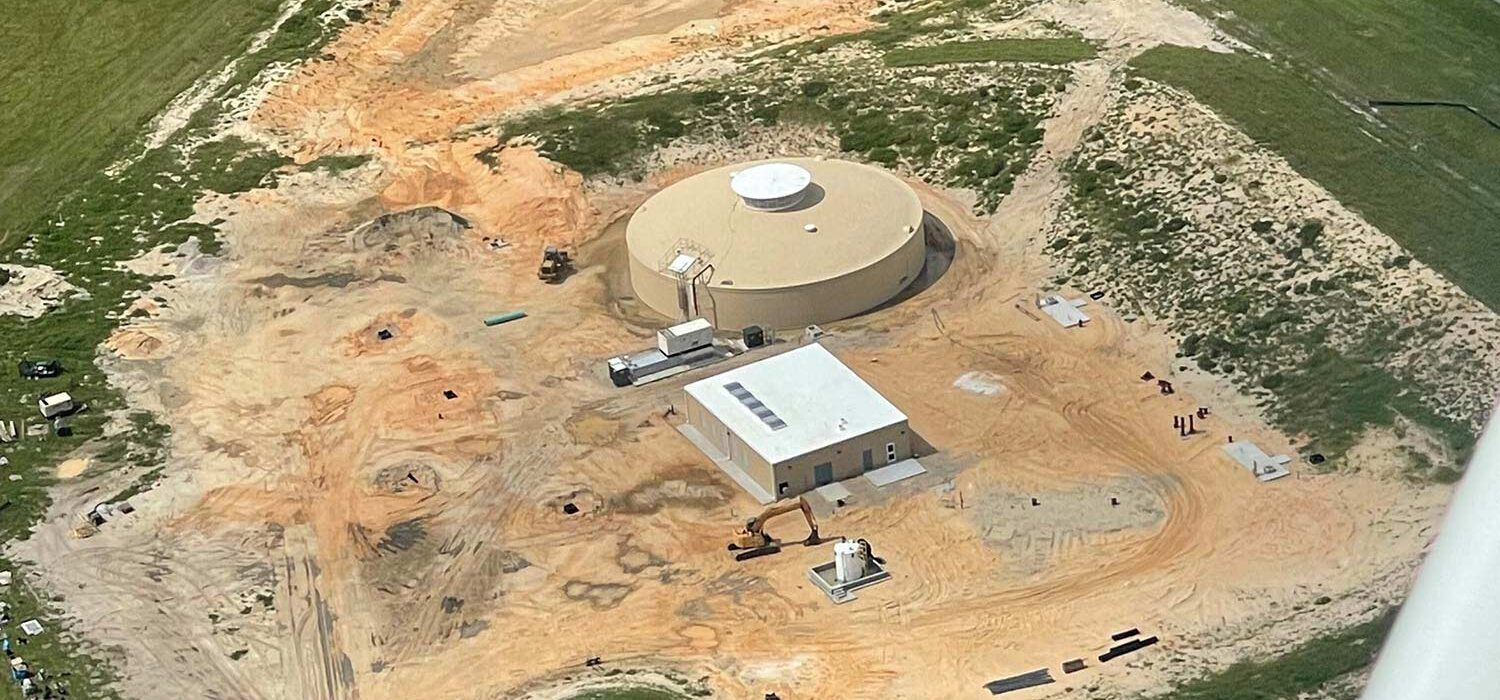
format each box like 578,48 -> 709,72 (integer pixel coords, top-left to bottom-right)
15,0 -> 1446,698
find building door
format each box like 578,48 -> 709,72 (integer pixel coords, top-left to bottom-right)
886,442 -> 898,464
814,462 -> 834,486
862,449 -> 874,471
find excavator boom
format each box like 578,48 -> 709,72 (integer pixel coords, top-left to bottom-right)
728,496 -> 820,561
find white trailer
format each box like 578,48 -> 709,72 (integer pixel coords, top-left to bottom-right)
38,392 -> 74,419
657,318 -> 714,357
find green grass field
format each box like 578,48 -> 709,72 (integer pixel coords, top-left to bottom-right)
0,0 -> 289,252
1135,0 -> 1500,311
884,38 -> 1095,67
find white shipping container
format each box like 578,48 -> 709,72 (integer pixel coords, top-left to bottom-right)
657,318 -> 714,357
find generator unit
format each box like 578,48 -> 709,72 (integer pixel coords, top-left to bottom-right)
657,318 -> 713,357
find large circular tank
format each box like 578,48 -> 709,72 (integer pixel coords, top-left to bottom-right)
626,157 -> 926,330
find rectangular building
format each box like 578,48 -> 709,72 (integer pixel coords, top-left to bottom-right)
681,343 -> 912,501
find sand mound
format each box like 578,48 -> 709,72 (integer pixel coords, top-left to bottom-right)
105,326 -> 172,360
379,139 -> 593,248
56,458 -> 91,480
0,264 -> 85,318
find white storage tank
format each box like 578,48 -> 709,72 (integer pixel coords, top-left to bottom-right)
834,540 -> 865,583
657,318 -> 714,357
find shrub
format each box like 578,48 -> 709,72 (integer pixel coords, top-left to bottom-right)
1297,219 -> 1325,247
800,80 -> 830,97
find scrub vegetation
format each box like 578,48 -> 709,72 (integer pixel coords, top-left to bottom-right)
1160,610 -> 1394,700
1132,0 -> 1500,311
1055,80 -> 1479,468
884,37 -> 1096,67
498,7 -> 1064,212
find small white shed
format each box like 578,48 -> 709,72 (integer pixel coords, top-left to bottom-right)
38,392 -> 74,419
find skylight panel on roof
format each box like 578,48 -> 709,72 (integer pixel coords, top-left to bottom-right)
724,382 -> 787,431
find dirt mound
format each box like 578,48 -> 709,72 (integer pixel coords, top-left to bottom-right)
351,205 -> 470,251
0,264 -> 84,318
379,140 -> 593,248
105,326 -> 172,360
56,458 -> 91,480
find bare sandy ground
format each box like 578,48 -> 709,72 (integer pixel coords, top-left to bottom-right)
10,0 -> 1455,698
0,264 -> 84,319
55,458 -> 90,480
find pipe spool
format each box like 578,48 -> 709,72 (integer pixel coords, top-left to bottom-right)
484,311 -> 527,327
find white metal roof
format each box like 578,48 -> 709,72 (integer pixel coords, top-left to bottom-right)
684,343 -> 907,464
663,318 -> 713,336
729,163 -> 811,201
666,253 -> 698,275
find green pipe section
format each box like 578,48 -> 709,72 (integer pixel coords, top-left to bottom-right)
483,311 -> 527,326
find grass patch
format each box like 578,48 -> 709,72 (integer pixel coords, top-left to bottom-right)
1159,609 -> 1395,700
884,38 -> 1095,67
498,91 -> 737,176
1264,340 -> 1472,458
790,0 -> 1041,55
1131,1 -> 1500,310
305,153 -> 374,174
564,689 -> 692,700
497,63 -> 1056,212
0,556 -> 122,697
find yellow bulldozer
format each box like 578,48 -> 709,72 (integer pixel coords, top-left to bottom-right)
728,496 -> 821,561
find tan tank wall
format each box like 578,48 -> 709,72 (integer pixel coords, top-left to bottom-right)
629,228 -> 926,331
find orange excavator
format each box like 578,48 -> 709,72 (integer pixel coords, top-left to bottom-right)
728,496 -> 821,561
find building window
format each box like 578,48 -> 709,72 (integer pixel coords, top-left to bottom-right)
886,442 -> 897,463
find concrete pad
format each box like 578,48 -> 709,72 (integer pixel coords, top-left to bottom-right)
1222,442 -> 1291,482
816,482 -> 852,503
677,424 -> 775,504
1038,294 -> 1090,328
865,458 -> 927,487
808,557 -> 891,604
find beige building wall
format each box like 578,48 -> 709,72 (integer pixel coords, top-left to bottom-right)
686,394 -> 913,500
771,422 -> 912,497
684,392 -> 777,491
630,230 -> 926,330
